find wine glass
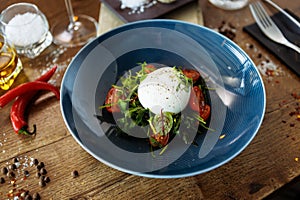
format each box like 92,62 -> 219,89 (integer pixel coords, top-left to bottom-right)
51,0 -> 98,47
209,0 -> 249,10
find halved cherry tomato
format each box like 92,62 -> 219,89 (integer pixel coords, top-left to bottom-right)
189,86 -> 211,121
144,64 -> 156,74
105,87 -> 123,113
182,69 -> 200,83
200,104 -> 211,122
149,133 -> 169,148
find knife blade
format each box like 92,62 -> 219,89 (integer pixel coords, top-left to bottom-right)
264,0 -> 300,29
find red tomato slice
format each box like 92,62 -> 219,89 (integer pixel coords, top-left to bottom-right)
182,69 -> 200,83
189,86 -> 211,121
200,104 -> 211,122
149,133 -> 169,147
105,87 -> 122,113
144,64 -> 156,74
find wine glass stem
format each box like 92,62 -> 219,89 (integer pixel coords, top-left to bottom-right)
65,0 -> 76,28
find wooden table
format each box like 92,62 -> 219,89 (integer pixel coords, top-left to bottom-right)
0,0 -> 300,199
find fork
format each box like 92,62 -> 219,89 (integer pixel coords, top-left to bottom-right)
249,2 -> 300,54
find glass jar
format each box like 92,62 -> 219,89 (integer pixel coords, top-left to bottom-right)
0,34 -> 22,90
0,3 -> 52,58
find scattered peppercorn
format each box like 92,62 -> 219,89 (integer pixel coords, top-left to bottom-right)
32,192 -> 41,200
217,20 -> 236,40
0,177 -> 5,184
257,53 -> 262,59
33,158 -> 39,166
24,170 -> 30,177
44,176 -> 50,183
25,194 -> 33,200
39,175 -> 45,182
1,167 -> 8,175
12,157 -> 19,163
1,157 -> 51,199
39,162 -> 45,168
40,168 -> 47,175
7,171 -> 15,179
20,190 -> 29,198
36,172 -> 41,178
36,164 -> 42,171
9,163 -> 17,170
39,179 -> 46,187
72,170 -> 79,178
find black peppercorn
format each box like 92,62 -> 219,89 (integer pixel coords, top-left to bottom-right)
32,192 -> 41,200
24,170 -> 30,177
36,172 -> 41,178
39,175 -> 45,182
39,162 -> 45,168
33,158 -> 39,166
7,171 -> 15,179
72,170 -> 79,178
12,157 -> 19,163
39,179 -> 46,187
36,164 -> 42,171
25,194 -> 32,200
20,191 -> 28,198
1,167 -> 8,175
0,177 -> 5,184
9,163 -> 17,170
40,168 -> 47,175
44,176 -> 50,183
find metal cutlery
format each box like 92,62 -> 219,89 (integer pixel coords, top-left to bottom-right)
264,0 -> 300,29
249,2 -> 300,54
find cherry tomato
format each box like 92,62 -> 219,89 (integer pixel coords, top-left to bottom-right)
200,104 -> 211,122
105,87 -> 122,113
189,86 -> 211,121
149,133 -> 169,147
182,69 -> 200,83
144,64 -> 156,74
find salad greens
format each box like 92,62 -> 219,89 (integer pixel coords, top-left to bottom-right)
99,62 -> 211,149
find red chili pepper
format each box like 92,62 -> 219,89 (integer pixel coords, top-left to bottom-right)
10,66 -> 57,135
0,81 -> 60,108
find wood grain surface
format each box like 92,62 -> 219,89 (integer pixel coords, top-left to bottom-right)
0,0 -> 300,199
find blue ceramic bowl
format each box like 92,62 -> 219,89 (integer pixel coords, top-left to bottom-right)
60,20 -> 266,178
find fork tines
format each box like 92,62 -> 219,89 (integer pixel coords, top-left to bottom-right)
250,2 -> 272,28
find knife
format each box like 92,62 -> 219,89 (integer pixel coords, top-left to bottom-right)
264,0 -> 300,29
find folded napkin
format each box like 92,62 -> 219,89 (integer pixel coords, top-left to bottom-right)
243,10 -> 300,76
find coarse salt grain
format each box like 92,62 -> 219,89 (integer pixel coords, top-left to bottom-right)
120,0 -> 157,14
120,0 -> 149,9
257,60 -> 283,77
5,12 -> 46,47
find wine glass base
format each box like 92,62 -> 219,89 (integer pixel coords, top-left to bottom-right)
51,14 -> 98,48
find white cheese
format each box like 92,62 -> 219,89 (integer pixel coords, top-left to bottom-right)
138,67 -> 191,114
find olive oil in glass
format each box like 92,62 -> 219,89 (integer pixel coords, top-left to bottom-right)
0,35 -> 22,90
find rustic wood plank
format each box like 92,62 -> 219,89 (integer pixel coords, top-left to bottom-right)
1,0 -> 300,199
0,98 -> 67,161
2,100 -> 298,199
0,136 -> 128,199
